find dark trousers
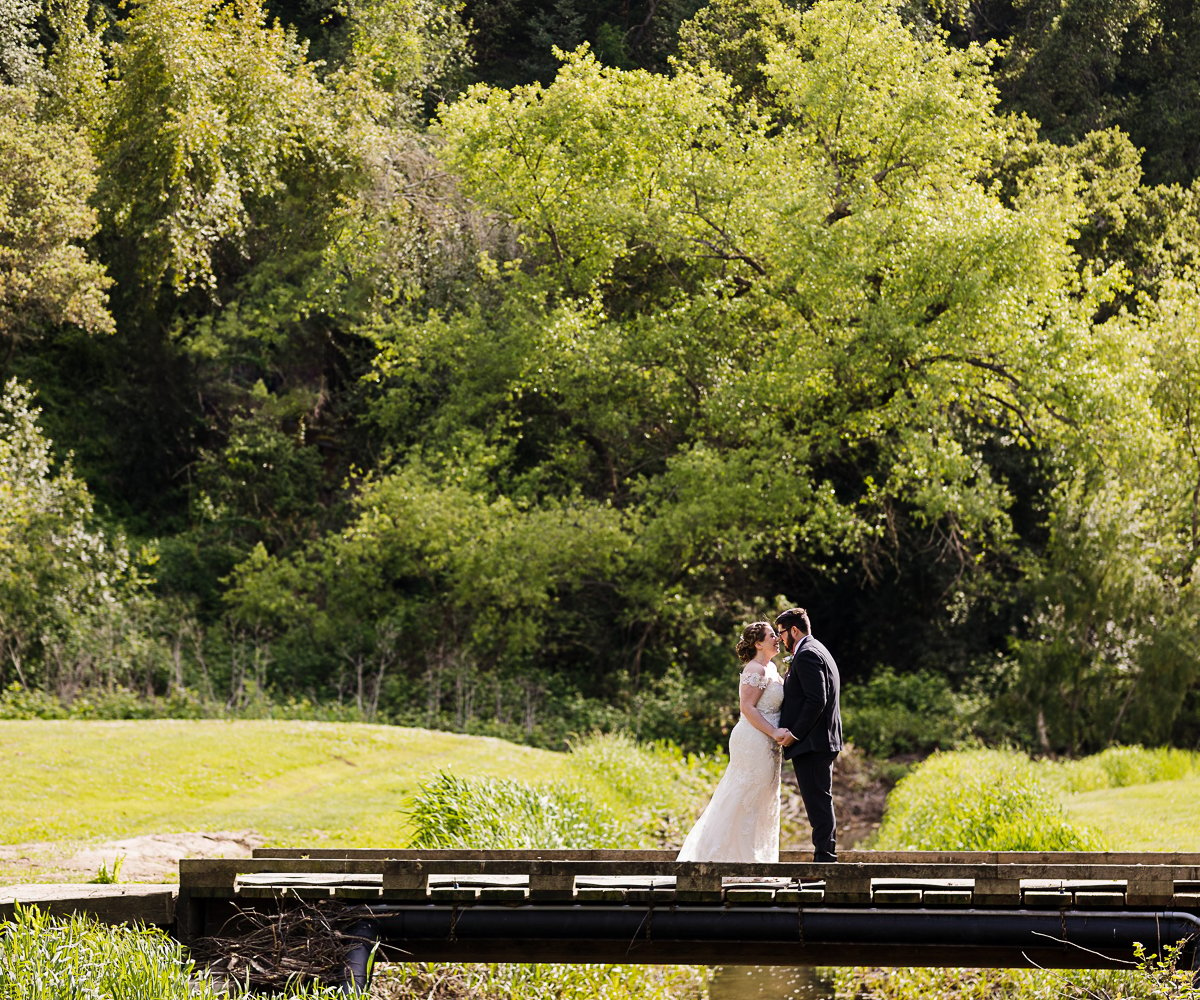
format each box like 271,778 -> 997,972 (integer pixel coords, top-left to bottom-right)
791,750 -> 838,862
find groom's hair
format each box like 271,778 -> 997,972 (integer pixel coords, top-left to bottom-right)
776,607 -> 810,635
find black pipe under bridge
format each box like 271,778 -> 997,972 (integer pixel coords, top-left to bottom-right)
176,849 -> 1200,984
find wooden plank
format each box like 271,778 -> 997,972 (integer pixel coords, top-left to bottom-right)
1126,880 -> 1176,907
370,859 -> 1200,881
623,885 -> 677,903
252,848 -> 1200,872
180,858 -> 389,891
822,871 -> 872,904
1023,891 -> 1073,907
255,848 -> 674,861
1074,892 -> 1125,908
334,886 -> 384,900
236,872 -> 380,888
873,888 -> 923,904
0,884 -> 176,927
774,887 -> 823,904
187,853 -> 1200,909
429,886 -> 480,903
479,886 -> 530,902
575,887 -> 626,902
922,890 -> 972,904
834,851 -> 1200,865
725,887 -> 777,903
237,885 -> 333,900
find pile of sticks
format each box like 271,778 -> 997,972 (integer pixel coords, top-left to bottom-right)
189,896 -> 376,990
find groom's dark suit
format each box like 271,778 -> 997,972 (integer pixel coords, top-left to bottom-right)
779,634 -> 842,862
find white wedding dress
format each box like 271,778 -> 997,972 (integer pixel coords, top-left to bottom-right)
676,663 -> 784,862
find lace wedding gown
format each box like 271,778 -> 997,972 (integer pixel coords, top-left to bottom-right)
676,664 -> 784,863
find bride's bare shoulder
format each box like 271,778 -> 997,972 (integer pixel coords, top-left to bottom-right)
739,663 -> 768,687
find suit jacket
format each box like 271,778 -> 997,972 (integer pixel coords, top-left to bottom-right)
779,634 -> 843,760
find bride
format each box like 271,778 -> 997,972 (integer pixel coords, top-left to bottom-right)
676,621 -> 789,863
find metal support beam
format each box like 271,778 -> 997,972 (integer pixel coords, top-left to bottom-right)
361,905 -> 1200,969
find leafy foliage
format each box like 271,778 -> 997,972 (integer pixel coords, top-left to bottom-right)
873,748 -> 1100,850
841,667 -> 977,757
0,86 -> 111,366
3,0 -> 1200,753
406,732 -> 720,849
0,380 -> 154,694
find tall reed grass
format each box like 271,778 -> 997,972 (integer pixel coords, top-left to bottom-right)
833,946 -> 1200,1000
872,748 -> 1100,851
407,771 -> 621,849
371,961 -> 709,999
406,732 -> 720,850
0,905 -> 354,999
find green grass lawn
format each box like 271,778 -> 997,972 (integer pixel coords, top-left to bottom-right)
1063,774 -> 1200,851
0,719 -> 573,881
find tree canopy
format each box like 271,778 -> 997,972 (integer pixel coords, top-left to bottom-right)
2,0 -> 1199,752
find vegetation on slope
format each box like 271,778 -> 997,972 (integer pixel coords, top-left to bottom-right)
1,0 -> 1199,756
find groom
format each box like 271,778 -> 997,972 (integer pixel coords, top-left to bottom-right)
775,607 -> 843,862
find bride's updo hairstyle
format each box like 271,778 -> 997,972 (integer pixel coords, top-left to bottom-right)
735,621 -> 773,663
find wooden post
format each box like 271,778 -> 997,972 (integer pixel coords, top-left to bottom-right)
382,861 -> 429,898
528,874 -> 575,900
676,872 -> 722,902
1126,880 -> 1176,907
821,872 -> 872,904
973,877 -> 1022,906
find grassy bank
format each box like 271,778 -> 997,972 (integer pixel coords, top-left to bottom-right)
0,719 -> 576,881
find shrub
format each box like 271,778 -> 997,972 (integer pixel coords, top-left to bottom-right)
873,748 -> 1100,851
406,771 -> 622,849
841,667 -> 976,758
1045,745 -> 1200,795
406,733 -> 721,851
0,682 -> 67,719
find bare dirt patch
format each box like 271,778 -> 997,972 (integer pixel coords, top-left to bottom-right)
781,746 -> 897,850
0,831 -> 264,884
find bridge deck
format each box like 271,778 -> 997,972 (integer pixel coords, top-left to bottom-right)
176,850 -> 1200,970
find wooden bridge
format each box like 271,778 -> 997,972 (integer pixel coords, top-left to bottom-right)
176,848 -> 1200,981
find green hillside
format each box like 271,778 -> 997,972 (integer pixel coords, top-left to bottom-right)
0,719 -> 573,882
1063,776 -> 1200,852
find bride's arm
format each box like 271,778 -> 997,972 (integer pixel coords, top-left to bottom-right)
738,670 -> 780,738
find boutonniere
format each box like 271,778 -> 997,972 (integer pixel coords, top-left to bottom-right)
783,654 -> 793,664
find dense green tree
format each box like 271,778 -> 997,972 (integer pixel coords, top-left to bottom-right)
0,379 -> 153,695
225,0 -> 1169,737
0,85 -> 112,371
1,0 -> 1198,750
